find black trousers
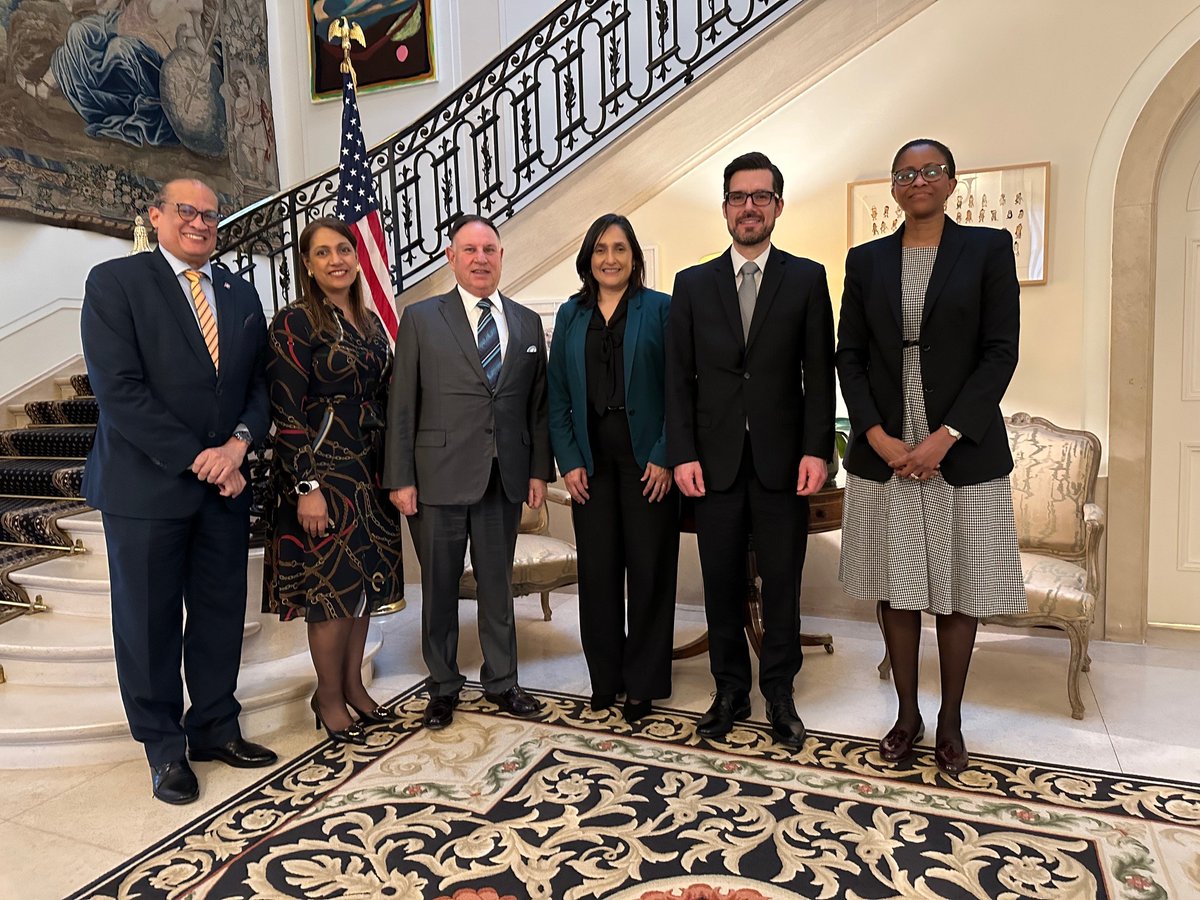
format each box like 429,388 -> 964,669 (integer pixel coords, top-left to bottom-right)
408,461 -> 521,697
103,493 -> 249,766
571,411 -> 679,700
693,436 -> 808,698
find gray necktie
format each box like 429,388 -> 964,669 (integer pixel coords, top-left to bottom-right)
738,260 -> 759,341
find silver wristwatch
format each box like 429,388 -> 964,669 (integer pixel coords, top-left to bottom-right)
295,479 -> 320,495
944,424 -> 963,441
233,427 -> 253,445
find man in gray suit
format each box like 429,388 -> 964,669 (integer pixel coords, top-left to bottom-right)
386,214 -> 554,729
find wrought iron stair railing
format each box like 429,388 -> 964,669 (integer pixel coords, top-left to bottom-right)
215,0 -> 803,310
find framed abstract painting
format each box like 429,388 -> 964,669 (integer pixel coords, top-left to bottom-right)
309,0 -> 436,101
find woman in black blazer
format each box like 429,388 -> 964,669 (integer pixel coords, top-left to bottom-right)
836,139 -> 1026,775
547,214 -> 677,723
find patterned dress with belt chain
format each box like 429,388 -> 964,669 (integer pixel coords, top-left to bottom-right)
839,246 -> 1026,616
263,303 -> 404,621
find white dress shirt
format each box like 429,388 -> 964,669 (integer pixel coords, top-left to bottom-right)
730,244 -> 771,294
159,246 -> 218,329
458,284 -> 509,364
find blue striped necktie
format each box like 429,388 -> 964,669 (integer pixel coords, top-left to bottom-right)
476,297 -> 501,388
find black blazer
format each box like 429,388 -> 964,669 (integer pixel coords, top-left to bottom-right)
836,217 -> 1020,486
81,248 -> 269,517
666,247 -> 835,492
383,289 -> 554,505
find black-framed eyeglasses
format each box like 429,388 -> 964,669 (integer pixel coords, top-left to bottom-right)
161,202 -> 223,225
891,164 -> 951,186
724,190 -> 778,207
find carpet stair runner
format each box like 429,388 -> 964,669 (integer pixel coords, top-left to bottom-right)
0,372 -> 376,768
0,378 -> 94,624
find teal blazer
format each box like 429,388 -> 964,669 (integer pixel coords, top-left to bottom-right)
548,287 -> 671,475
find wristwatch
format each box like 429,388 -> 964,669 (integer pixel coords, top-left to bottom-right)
295,479 -> 320,495
944,424 -> 963,441
233,427 -> 253,446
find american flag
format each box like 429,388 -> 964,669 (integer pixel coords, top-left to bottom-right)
334,69 -> 399,342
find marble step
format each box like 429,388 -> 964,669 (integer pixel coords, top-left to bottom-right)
0,628 -> 383,768
0,611 -> 310,686
9,545 -> 271,618
59,509 -> 104,556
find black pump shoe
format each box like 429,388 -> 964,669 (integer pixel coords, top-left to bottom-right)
349,702 -> 399,725
311,693 -> 367,745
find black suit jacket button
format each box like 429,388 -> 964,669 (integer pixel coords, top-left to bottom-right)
922,345 -> 931,352
628,409 -> 636,415
923,387 -> 932,395
484,427 -> 493,435
207,431 -> 216,438
743,372 -> 751,380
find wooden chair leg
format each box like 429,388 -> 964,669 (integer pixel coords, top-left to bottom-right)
876,601 -> 891,680
540,591 -> 552,622
1063,619 -> 1087,720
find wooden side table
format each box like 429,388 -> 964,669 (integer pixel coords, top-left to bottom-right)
672,482 -> 845,660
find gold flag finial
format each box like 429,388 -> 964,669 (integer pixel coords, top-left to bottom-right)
329,17 -> 366,89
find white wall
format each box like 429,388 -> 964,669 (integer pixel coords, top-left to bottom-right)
522,0 -> 1200,449
0,0 -> 559,398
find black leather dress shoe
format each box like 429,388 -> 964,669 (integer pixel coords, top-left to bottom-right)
190,737 -> 278,768
623,699 -> 652,723
590,693 -> 617,711
151,760 -> 199,805
766,697 -> 807,749
696,692 -> 751,739
879,717 -> 924,763
484,685 -> 543,718
423,693 -> 458,730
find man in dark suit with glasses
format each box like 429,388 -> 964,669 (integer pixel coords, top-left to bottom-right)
82,178 -> 276,804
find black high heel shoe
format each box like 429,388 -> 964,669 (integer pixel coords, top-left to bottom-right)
310,693 -> 367,745
348,702 -> 399,725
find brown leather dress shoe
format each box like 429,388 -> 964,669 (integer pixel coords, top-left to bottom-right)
423,693 -> 458,730
879,717 -> 924,763
485,685 -> 543,718
935,736 -> 970,775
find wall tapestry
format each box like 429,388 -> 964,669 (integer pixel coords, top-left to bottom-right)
308,0 -> 435,102
0,0 -> 280,239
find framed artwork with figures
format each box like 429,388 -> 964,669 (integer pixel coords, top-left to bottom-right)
847,161 -> 1050,285
309,0 -> 436,101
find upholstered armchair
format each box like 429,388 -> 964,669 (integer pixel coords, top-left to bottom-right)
458,487 -> 578,621
876,413 -> 1104,719
979,412 -> 1104,719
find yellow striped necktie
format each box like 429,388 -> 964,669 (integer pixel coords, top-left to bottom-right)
183,269 -> 219,371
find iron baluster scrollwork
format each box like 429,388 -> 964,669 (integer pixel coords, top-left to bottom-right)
212,0 -> 801,309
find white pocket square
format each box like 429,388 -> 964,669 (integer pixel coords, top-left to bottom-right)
525,345 -> 537,353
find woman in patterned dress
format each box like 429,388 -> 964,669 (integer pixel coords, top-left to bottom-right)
264,217 -> 404,744
836,139 -> 1025,774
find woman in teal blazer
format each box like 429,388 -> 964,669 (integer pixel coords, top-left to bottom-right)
548,214 -> 678,723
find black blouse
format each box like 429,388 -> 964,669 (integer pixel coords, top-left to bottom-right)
585,297 -> 628,416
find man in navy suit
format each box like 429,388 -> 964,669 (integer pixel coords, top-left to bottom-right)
667,152 -> 835,748
81,178 -> 277,804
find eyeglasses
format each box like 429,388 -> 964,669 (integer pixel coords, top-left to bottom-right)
724,190 -> 778,207
891,164 -> 951,186
161,202 -> 223,225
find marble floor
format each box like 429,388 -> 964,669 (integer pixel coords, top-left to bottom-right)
3,591 -> 1199,899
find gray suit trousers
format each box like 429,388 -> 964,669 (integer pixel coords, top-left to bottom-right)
408,461 -> 521,696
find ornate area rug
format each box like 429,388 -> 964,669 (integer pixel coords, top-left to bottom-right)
70,684 -> 1200,899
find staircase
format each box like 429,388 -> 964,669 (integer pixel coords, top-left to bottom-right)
0,378 -> 381,768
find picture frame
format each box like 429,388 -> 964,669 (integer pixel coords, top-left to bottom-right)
308,0 -> 436,102
847,161 -> 1050,285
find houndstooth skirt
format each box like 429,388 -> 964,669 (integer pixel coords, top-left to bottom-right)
838,246 -> 1026,617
